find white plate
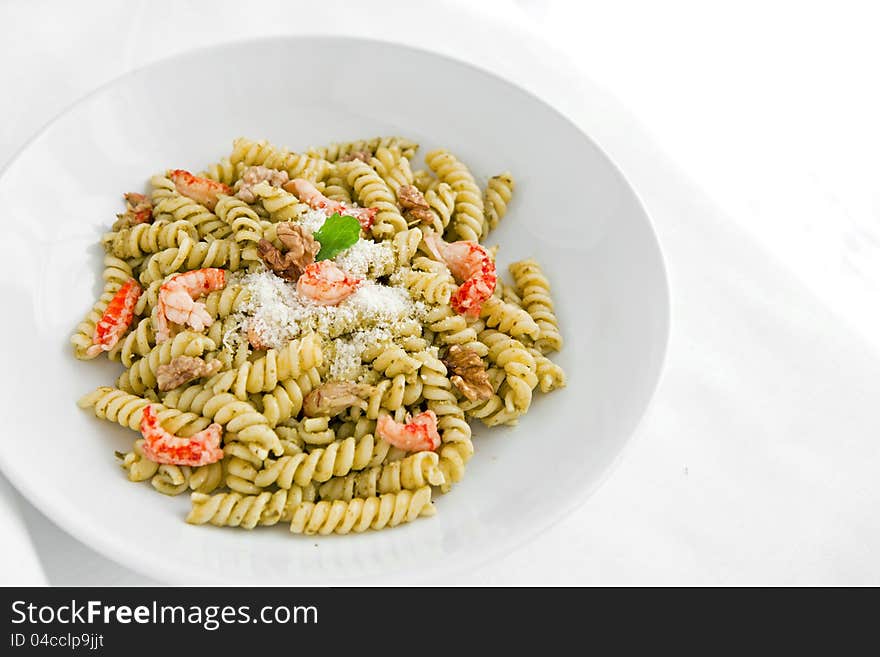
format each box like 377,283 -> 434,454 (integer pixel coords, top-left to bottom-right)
0,37 -> 669,584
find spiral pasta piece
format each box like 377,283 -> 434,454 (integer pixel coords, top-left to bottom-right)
527,347 -> 566,393
79,386 -> 213,437
188,461 -> 225,494
133,279 -> 161,316
107,316 -> 154,367
307,136 -> 418,162
149,173 -> 178,204
411,168 -> 434,193
222,440 -> 265,494
117,331 -> 216,394
401,269 -> 454,306
152,191 -> 232,240
254,433 -> 392,489
289,486 -> 433,535
162,384 -> 282,460
151,464 -> 192,496
103,220 -> 198,259
256,368 -> 321,427
339,160 -> 407,239
494,279 -> 523,306
285,415 -> 337,446
509,258 -> 563,353
154,461 -> 224,496
423,305 -> 488,357
399,257 -> 455,306
483,172 -> 514,232
416,351 -> 474,489
213,193 -> 270,268
425,149 -> 484,242
388,227 -> 422,268
366,345 -> 421,377
370,146 -> 414,196
70,256 -> 135,360
204,316 -> 240,359
248,182 -> 309,223
228,137 -> 329,182
456,366 -> 517,426
138,234 -> 242,284
118,439 -> 159,482
208,333 -> 323,400
203,282 -> 250,320
479,295 -> 540,342
322,164 -> 352,203
199,157 -> 244,186
478,329 -> 538,418
424,182 -> 456,234
318,451 -> 445,501
187,484 -> 317,529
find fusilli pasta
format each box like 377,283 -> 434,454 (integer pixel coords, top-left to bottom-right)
73,135 -> 565,538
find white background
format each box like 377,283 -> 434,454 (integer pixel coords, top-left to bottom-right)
1,0 -> 879,585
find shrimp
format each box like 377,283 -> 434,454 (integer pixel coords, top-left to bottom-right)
169,169 -> 232,211
283,178 -> 377,231
139,405 -> 223,466
376,410 -> 441,452
423,232 -> 497,317
296,260 -> 361,306
155,268 -> 226,343
85,279 -> 142,357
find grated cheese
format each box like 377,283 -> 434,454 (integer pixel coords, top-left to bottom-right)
328,328 -> 393,381
236,268 -> 427,381
299,208 -> 328,234
333,238 -> 394,278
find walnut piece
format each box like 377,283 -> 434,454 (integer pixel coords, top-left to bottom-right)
442,345 -> 493,401
303,382 -> 374,417
235,165 -> 290,203
156,356 -> 221,392
258,240 -> 299,281
112,192 -> 152,230
257,224 -> 318,282
397,184 -> 434,225
276,222 -> 319,261
338,150 -> 371,163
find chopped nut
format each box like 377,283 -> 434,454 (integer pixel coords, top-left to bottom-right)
276,222 -> 319,262
156,356 -> 221,392
257,224 -> 318,282
112,192 -> 153,230
303,382 -> 374,417
257,239 -> 297,280
397,184 -> 434,225
442,345 -> 493,401
234,165 -> 289,203
339,150 -> 371,163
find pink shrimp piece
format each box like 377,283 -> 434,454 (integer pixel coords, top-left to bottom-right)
296,260 -> 361,306
155,268 -> 226,343
169,169 -> 232,211
376,410 -> 441,452
423,232 -> 497,317
85,279 -> 142,357
139,405 -> 223,466
283,178 -> 377,231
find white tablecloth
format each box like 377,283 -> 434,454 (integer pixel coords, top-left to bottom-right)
2,0 -> 878,585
